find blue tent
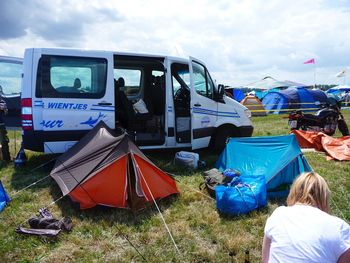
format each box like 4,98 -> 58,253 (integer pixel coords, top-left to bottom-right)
262,86 -> 328,114
232,89 -> 245,102
215,134 -> 311,197
326,85 -> 350,95
0,181 -> 10,212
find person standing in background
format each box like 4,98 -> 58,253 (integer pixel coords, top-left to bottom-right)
0,97 -> 10,162
262,172 -> 350,263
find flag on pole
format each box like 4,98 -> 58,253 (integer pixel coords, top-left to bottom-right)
303,58 -> 315,64
335,70 -> 346,78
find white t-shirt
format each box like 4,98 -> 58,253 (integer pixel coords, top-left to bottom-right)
264,205 -> 350,263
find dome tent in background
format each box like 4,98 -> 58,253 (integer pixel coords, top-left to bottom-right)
262,86 -> 328,114
240,95 -> 267,116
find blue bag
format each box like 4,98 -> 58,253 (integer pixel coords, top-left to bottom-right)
215,175 -> 267,215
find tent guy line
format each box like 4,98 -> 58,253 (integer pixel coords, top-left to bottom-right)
136,156 -> 181,255
11,174 -> 51,197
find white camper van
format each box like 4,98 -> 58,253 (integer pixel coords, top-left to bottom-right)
21,48 -> 253,153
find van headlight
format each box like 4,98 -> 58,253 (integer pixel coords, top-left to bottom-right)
244,109 -> 252,118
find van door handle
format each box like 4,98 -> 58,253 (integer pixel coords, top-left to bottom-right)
98,102 -> 112,106
194,103 -> 201,107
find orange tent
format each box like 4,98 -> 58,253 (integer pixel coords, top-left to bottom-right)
240,95 -> 267,116
50,122 -> 179,211
292,130 -> 350,161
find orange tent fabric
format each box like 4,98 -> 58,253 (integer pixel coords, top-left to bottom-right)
292,130 -> 350,161
51,122 -> 179,211
240,95 -> 267,116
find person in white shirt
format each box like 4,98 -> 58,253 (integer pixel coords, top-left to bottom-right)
262,172 -> 350,263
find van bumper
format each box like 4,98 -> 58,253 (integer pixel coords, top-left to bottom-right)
238,125 -> 254,137
23,130 -> 89,152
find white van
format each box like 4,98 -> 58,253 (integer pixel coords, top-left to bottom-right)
21,48 -> 253,153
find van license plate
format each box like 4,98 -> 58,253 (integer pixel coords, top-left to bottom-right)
288,120 -> 297,129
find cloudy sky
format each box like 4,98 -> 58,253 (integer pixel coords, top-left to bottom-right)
1,0 -> 350,86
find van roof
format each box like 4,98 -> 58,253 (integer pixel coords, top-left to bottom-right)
27,48 -> 190,62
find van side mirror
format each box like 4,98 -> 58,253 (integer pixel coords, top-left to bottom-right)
214,84 -> 225,102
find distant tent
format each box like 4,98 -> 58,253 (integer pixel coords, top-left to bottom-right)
240,95 -> 267,116
225,88 -> 245,102
326,85 -> 350,94
50,122 -> 179,211
0,181 -> 10,212
245,76 -> 305,90
215,134 -> 311,196
254,88 -> 279,100
262,86 -> 328,114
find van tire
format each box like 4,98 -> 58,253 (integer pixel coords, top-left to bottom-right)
211,126 -> 237,153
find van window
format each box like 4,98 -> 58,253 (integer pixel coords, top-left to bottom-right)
0,60 -> 22,95
36,56 -> 107,98
171,63 -> 190,96
114,68 -> 142,97
192,61 -> 213,99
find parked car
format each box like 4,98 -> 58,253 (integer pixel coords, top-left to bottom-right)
0,56 -> 23,128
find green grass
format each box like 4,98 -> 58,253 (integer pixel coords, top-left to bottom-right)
0,112 -> 349,262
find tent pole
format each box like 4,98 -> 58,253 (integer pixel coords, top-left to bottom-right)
314,66 -> 316,88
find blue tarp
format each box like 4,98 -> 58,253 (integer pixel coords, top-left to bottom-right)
0,181 -> 10,212
215,134 -> 312,196
232,89 -> 245,102
262,86 -> 328,114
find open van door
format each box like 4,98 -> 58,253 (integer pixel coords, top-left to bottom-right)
189,57 -> 218,150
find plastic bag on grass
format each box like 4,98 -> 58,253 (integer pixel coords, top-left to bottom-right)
215,175 -> 267,215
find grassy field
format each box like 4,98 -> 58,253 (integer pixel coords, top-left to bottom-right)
0,112 -> 349,262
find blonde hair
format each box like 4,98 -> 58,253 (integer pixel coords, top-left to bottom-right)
287,172 -> 330,213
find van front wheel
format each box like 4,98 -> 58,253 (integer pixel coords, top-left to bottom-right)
211,126 -> 237,153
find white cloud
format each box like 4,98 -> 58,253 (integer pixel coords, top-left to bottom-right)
1,0 -> 350,86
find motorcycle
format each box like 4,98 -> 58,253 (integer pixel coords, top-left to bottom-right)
288,101 -> 349,136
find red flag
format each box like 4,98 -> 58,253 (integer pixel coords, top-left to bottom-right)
303,58 -> 315,64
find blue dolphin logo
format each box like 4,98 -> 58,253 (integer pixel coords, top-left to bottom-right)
80,112 -> 106,127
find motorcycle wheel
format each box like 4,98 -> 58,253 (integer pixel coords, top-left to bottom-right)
338,118 -> 350,136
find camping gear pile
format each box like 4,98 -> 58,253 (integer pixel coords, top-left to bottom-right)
215,134 -> 311,197
202,168 -> 266,215
201,134 -> 311,215
16,208 -> 72,237
50,122 -> 179,211
201,168 -> 240,197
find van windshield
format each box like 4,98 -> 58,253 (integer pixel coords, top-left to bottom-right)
0,60 -> 22,95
